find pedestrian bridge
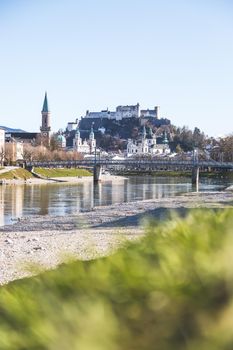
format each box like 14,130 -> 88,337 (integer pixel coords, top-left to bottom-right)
26,159 -> 233,185
26,159 -> 233,170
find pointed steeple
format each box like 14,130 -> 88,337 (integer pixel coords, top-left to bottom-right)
142,125 -> 146,139
148,127 -> 153,138
89,123 -> 94,140
42,92 -> 49,113
40,92 -> 51,145
76,125 -> 81,138
163,131 -> 169,144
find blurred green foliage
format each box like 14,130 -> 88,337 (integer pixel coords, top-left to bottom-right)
1,210 -> 233,349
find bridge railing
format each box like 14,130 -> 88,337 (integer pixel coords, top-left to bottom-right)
25,159 -> 233,169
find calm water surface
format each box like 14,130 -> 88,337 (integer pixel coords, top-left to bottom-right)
0,176 -> 230,226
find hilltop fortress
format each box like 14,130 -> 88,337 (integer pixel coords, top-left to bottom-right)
65,103 -> 171,152
67,104 -> 168,133
84,104 -> 160,121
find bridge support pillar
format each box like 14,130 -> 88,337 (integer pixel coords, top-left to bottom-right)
192,166 -> 199,187
94,164 -> 102,183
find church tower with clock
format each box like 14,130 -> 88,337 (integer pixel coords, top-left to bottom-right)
40,92 -> 51,145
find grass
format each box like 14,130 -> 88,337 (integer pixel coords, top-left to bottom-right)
33,167 -> 92,178
0,168 -> 33,180
1,210 -> 233,349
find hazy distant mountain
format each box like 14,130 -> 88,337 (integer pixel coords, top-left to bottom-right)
0,126 -> 27,133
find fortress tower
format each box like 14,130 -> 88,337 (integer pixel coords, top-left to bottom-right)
40,92 -> 51,145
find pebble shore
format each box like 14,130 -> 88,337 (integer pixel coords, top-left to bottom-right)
0,190 -> 233,285
0,174 -> 126,185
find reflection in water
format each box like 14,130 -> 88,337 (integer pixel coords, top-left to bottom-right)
0,185 -> 24,226
93,183 -> 102,208
39,186 -> 50,215
0,176 -> 229,226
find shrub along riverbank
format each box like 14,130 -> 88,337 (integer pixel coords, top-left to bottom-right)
1,209 -> 233,349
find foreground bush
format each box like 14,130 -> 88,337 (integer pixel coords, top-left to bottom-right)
1,210 -> 233,349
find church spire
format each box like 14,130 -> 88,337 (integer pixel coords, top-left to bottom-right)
89,123 -> 95,140
163,131 -> 169,144
40,92 -> 51,146
142,125 -> 147,139
76,124 -> 81,138
42,92 -> 49,113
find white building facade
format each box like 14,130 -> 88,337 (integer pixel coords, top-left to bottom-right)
66,121 -> 78,132
85,109 -> 117,120
73,126 -> 96,154
127,127 -> 170,157
83,103 -> 160,121
140,106 -> 160,119
115,104 -> 140,119
0,129 -> 5,165
5,138 -> 23,163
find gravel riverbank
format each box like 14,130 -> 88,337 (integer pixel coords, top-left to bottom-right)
1,190 -> 233,285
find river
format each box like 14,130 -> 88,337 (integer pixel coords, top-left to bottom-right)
0,176 -> 230,226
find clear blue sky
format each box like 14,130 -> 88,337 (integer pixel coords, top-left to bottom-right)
0,0 -> 232,136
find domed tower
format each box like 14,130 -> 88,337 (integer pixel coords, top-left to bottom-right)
40,92 -> 51,145
163,130 -> 169,144
142,125 -> 147,139
57,131 -> 66,149
141,125 -> 148,154
148,127 -> 157,148
89,123 -> 96,154
73,125 -> 82,151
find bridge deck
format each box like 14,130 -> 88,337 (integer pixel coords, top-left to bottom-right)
26,159 -> 233,170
